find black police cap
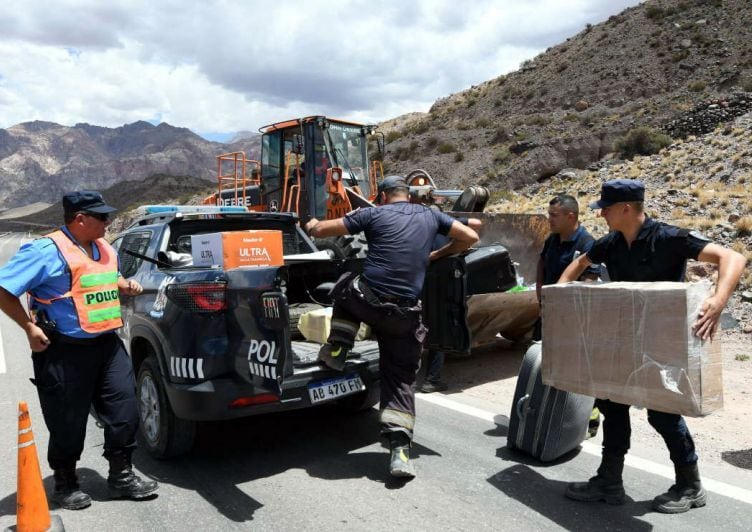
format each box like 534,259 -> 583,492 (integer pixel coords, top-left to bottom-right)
589,179 -> 645,209
62,190 -> 118,214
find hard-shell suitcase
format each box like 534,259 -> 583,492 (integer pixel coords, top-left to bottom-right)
507,341 -> 594,461
464,245 -> 517,295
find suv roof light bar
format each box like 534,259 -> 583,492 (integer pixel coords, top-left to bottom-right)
141,205 -> 248,215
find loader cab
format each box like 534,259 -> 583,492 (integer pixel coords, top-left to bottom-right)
259,116 -> 376,221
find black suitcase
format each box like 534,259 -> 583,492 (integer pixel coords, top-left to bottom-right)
507,342 -> 594,461
464,245 -> 517,295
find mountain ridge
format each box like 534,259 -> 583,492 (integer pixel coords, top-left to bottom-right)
378,0 -> 752,191
0,119 -> 260,209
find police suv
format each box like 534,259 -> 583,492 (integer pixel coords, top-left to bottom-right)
112,205 -> 517,458
111,206 -> 384,458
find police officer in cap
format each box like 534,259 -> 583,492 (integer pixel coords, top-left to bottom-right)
558,179 -> 746,513
0,190 -> 158,510
305,175 -> 478,478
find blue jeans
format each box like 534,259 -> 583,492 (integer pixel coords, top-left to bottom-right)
425,350 -> 445,384
596,399 -> 698,465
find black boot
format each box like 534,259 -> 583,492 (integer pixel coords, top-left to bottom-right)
388,432 -> 415,479
318,342 -> 349,371
653,463 -> 707,513
52,468 -> 92,510
107,452 -> 159,500
565,452 -> 626,505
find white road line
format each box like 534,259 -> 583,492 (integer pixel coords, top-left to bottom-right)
0,326 -> 6,374
417,392 -> 752,506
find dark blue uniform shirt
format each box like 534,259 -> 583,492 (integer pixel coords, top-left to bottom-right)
586,217 -> 709,282
343,202 -> 454,300
541,224 -> 600,284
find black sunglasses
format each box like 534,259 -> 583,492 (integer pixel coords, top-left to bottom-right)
80,211 -> 110,222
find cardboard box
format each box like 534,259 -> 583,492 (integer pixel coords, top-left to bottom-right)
191,230 -> 283,269
541,281 -> 722,417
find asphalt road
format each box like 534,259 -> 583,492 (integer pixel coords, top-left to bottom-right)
0,232 -> 750,531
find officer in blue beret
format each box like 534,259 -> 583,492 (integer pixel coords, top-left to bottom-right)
558,179 -> 747,513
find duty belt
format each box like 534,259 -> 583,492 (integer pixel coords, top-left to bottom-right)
47,330 -> 115,346
378,294 -> 418,307
356,277 -> 418,308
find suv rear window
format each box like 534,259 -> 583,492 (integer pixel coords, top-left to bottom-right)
167,219 -> 314,256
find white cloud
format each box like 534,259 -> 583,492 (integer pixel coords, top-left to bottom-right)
0,0 -> 642,137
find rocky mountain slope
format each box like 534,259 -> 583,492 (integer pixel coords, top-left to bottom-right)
490,110 -> 752,329
379,0 -> 752,192
0,120 -> 259,209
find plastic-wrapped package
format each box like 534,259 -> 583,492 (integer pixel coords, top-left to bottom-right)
541,280 -> 722,417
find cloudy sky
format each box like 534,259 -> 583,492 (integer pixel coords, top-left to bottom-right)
0,0 -> 642,141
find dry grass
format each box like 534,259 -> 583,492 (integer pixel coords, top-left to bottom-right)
696,218 -> 715,231
698,190 -> 714,208
736,216 -> 752,236
732,241 -> 752,261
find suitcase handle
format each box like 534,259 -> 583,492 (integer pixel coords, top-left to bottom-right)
516,394 -> 530,419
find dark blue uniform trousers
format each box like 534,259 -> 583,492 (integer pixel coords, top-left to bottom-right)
596,398 -> 698,465
328,273 -> 426,439
31,332 -> 139,470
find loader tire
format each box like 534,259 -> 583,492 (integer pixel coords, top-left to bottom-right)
315,234 -> 368,260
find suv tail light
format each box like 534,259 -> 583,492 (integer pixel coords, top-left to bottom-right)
167,282 -> 227,312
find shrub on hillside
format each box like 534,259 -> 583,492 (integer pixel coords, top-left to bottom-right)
615,127 -> 672,159
386,130 -> 402,143
437,142 -> 456,154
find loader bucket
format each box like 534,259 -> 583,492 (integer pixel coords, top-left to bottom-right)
451,212 -> 549,346
451,212 -> 549,284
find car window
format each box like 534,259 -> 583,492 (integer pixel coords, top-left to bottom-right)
118,231 -> 153,277
110,236 -> 122,253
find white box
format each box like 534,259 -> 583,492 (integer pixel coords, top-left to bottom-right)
191,233 -> 224,267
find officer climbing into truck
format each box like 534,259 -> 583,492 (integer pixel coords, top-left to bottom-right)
305,175 -> 479,478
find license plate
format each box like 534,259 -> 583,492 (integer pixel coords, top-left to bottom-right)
308,374 -> 365,404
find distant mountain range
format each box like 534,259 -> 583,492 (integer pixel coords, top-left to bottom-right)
0,120 -> 261,209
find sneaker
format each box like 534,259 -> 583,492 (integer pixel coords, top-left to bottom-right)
389,445 -> 416,478
419,381 -> 448,393
587,407 -> 601,438
318,343 -> 348,371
